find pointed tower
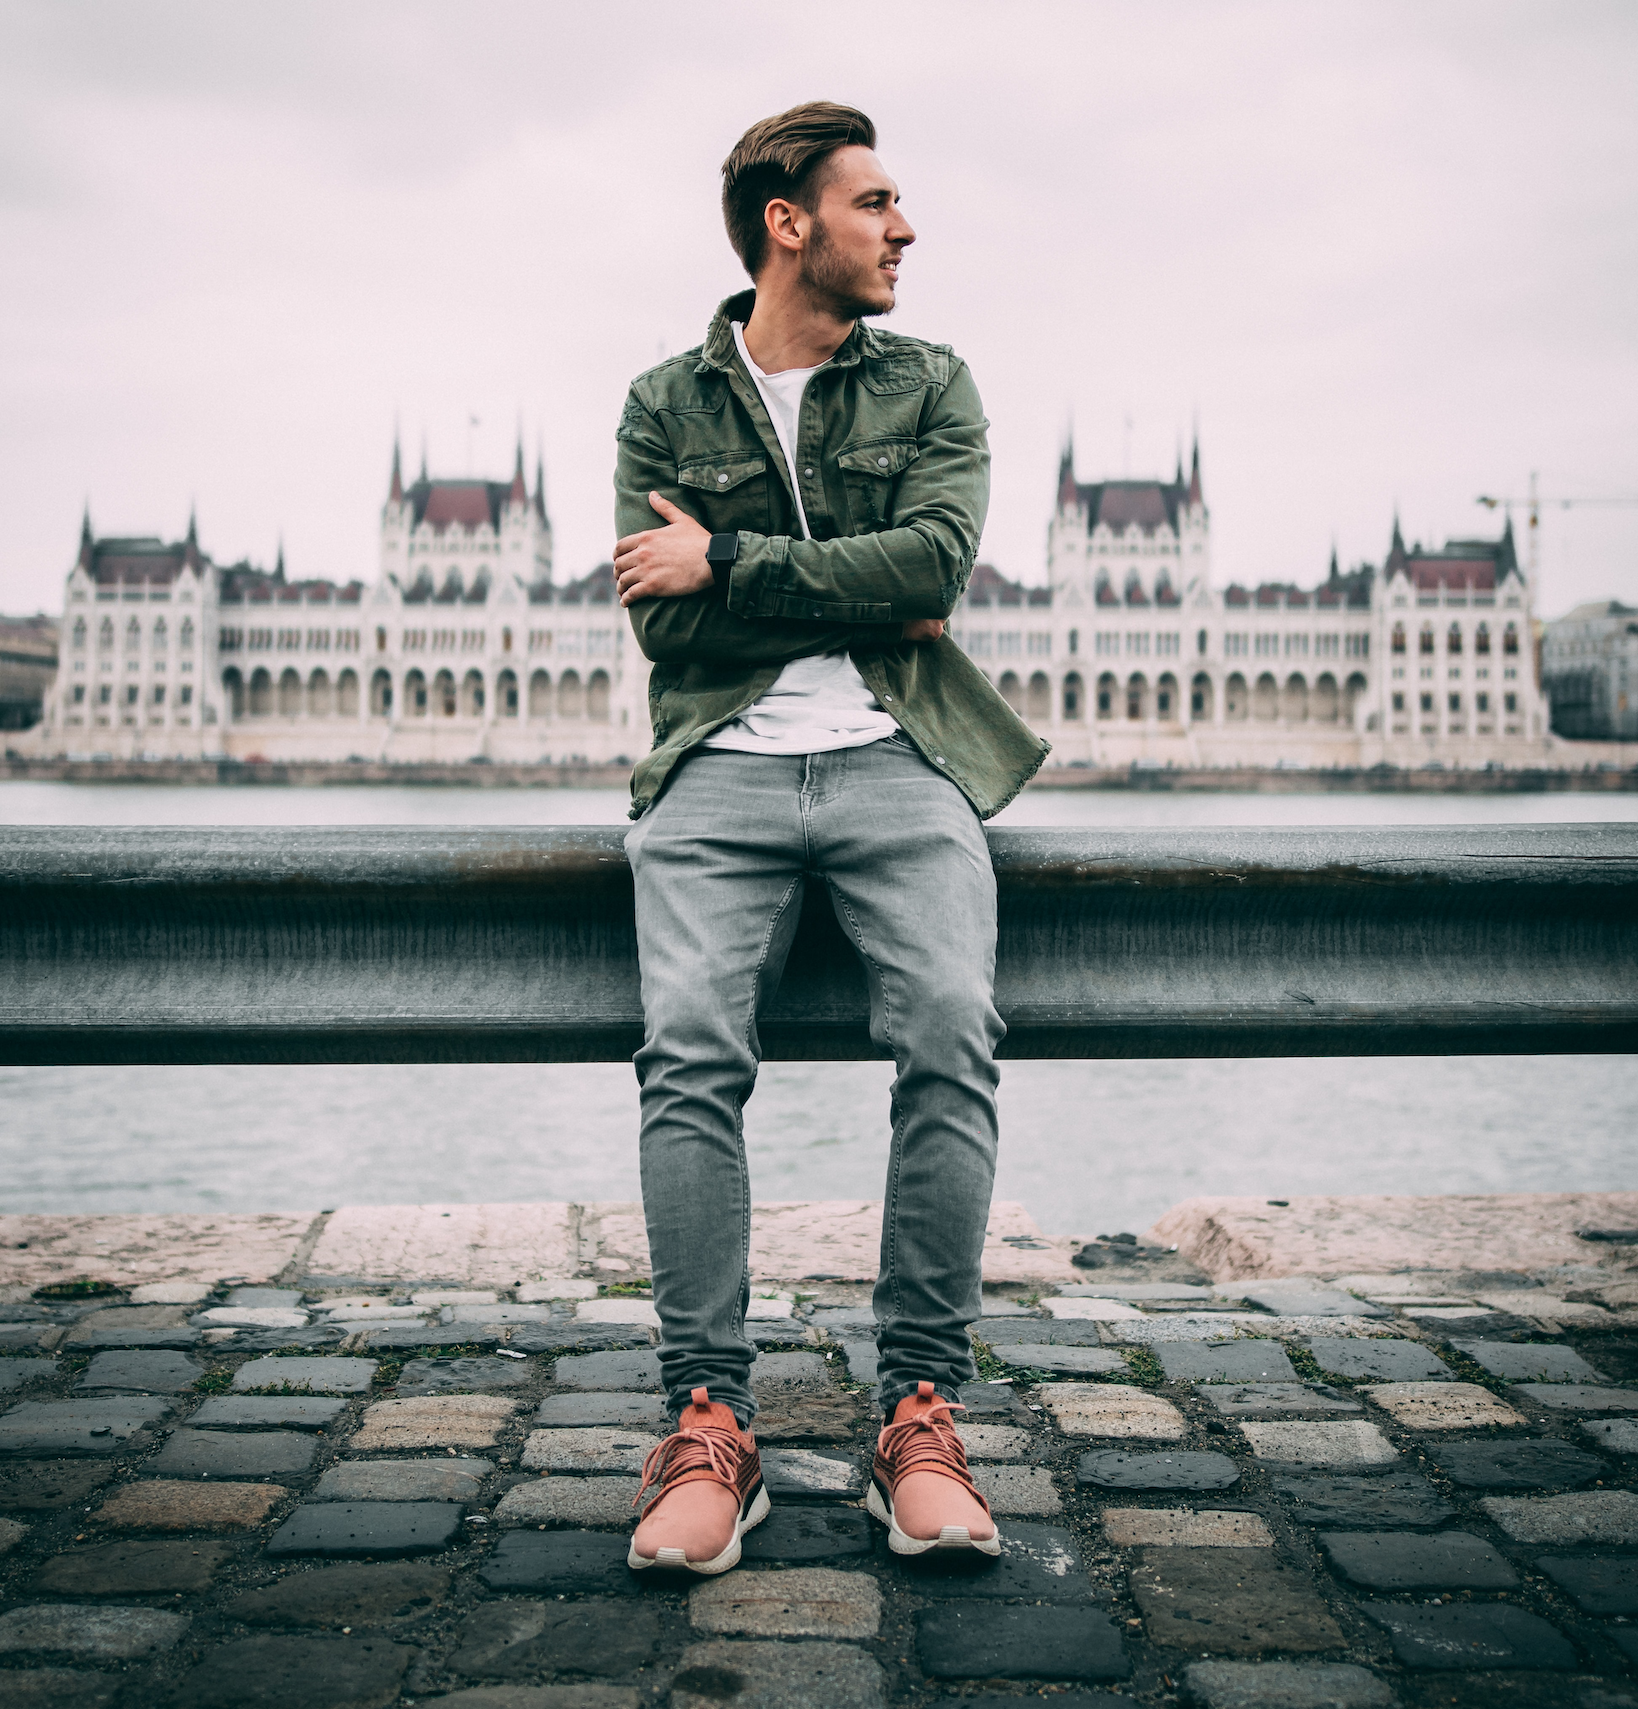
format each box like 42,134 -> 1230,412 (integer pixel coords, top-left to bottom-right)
389,436 -> 404,504
1056,437 -> 1078,511
183,506 -> 203,571
77,505 -> 94,573
1187,435 -> 1202,506
1386,512 -> 1409,574
533,450 -> 547,523
508,434 -> 527,506
274,535 -> 286,583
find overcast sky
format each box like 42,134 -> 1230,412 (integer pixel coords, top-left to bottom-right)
2,1 -> 1634,620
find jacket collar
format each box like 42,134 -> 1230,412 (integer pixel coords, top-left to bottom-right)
696,288 -> 878,374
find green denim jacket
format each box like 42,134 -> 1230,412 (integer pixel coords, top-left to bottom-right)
615,288 -> 1050,818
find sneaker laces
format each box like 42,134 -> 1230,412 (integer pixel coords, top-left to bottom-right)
878,1391 -> 980,1488
633,1416 -> 745,1510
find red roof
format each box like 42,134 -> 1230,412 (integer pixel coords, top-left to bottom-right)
421,484 -> 497,530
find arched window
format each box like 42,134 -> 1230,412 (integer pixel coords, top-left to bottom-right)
558,669 -> 584,717
1503,623 -> 1519,655
1343,671 -> 1367,723
1062,671 -> 1083,721
369,668 -> 393,716
337,669 -> 359,716
1126,672 -> 1148,720
222,667 -> 244,719
179,618 -> 194,650
1447,623 -> 1462,655
375,626 -> 388,652
997,670 -> 1023,713
1313,673 -> 1339,724
1253,672 -> 1278,720
1391,623 -> 1405,655
501,627 -> 513,653
1419,625 -> 1435,656
434,669 -> 457,716
404,668 -> 427,716
1475,622 -> 1491,656
307,669 -> 333,717
72,618 -> 87,649
1282,673 -> 1309,722
587,669 -> 611,721
1197,628 -> 1209,656
1191,672 -> 1213,719
1225,672 -> 1248,721
529,669 -> 551,718
460,669 -> 485,717
152,617 -> 167,649
1067,628 -> 1079,655
1026,671 -> 1050,720
495,668 -> 518,716
125,617 -> 141,651
248,667 -> 273,716
1096,672 -> 1116,719
278,668 -> 302,716
1156,672 -> 1177,720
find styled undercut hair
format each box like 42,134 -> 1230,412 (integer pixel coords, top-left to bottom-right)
721,101 -> 877,277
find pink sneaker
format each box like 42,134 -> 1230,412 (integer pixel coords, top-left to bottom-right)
627,1387 -> 769,1575
867,1380 -> 1000,1556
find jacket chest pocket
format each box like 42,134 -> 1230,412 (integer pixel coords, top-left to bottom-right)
678,453 -> 772,534
837,438 -> 918,534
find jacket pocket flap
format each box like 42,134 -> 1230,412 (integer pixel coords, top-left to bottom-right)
837,439 -> 919,477
679,454 -> 767,493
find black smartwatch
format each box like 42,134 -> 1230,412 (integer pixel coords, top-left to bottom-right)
705,531 -> 739,589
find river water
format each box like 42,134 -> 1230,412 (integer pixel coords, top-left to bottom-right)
3,781 -> 1635,1239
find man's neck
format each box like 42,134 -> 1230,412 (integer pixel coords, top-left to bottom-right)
740,272 -> 854,375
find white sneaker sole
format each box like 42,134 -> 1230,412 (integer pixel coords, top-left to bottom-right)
628,1482 -> 770,1576
866,1479 -> 1002,1557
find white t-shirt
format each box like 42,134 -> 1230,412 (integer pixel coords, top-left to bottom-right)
699,323 -> 900,756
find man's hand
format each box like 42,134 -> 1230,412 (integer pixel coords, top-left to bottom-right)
902,618 -> 944,641
615,493 -> 715,606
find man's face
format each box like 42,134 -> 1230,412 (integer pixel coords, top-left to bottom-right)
796,145 -> 916,319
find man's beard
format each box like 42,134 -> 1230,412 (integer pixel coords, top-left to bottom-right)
799,215 -> 895,320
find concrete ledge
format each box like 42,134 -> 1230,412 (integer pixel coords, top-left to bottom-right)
4,823 -> 1636,1064
1148,1192 -> 1638,1280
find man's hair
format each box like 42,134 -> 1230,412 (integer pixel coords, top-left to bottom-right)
721,101 -> 876,278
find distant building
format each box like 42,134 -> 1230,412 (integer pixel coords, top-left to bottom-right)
0,613 -> 58,731
35,439 -> 648,763
950,439 -> 1549,768
1542,600 -> 1638,740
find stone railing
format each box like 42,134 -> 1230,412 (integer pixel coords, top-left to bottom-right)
1,824 -> 1634,1064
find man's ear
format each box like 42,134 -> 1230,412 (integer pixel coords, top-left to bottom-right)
763,197 -> 805,260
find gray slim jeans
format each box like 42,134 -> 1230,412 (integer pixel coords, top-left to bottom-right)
624,734 -> 1004,1426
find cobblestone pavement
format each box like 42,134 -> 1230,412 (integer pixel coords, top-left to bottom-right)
4,1259 -> 1638,1708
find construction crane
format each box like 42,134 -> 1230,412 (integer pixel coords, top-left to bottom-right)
1476,473 -> 1638,579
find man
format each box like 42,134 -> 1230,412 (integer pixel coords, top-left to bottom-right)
612,101 -> 1047,1575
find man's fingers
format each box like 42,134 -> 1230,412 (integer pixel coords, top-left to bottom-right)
648,491 -> 686,523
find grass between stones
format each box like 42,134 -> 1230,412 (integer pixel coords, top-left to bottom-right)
191,1369 -> 234,1395
1432,1342 -> 1520,1397
1282,1344 -> 1335,1385
600,1279 -> 652,1297
371,1359 -> 405,1387
32,1278 -> 122,1298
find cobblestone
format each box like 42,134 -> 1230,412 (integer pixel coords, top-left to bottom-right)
350,1393 -> 518,1450
231,1355 -> 377,1394
1233,1280 -> 1391,1318
551,1350 -> 662,1390
892,1520 -> 1088,1601
450,1600 -> 675,1679
1363,1380 -> 1527,1430
1077,1448 -> 1241,1490
0,1512 -> 26,1552
1275,1472 -> 1455,1529
33,1538 -> 234,1595
1583,1417 -> 1638,1452
1481,1488 -> 1638,1545
151,1426 -> 318,1478
1512,1382 -> 1638,1412
398,1355 -> 535,1395
1,1670 -> 123,1708
1037,1382 -> 1186,1439
1155,1341 -> 1299,1383
1201,1382 -> 1361,1416
95,1479 -> 286,1531
493,1477 -> 642,1528
1431,1438 -> 1605,1489
190,1395 -> 348,1431
75,1348 -> 203,1392
225,1562 -> 451,1626
0,1395 -> 174,1454
266,1499 -> 465,1557
1318,1528 -> 1516,1589
170,1633 -> 415,1707
760,1447 -> 865,1498
0,1357 -> 57,1391
1536,1554 -> 1638,1614
982,1317 -> 1108,1347
988,1343 -> 1128,1375
1182,1661 -> 1396,1709
1304,1337 -> 1450,1382
1042,1296 -> 1144,1321
753,1391 -> 860,1441
739,1506 -> 874,1563
915,1603 -> 1131,1681
1130,1547 -> 1345,1654
1364,1602 -> 1576,1670
671,1638 -> 885,1709
1104,1509 -> 1273,1547
313,1457 -> 491,1502
1448,1339 -> 1606,1382
0,1460 -> 114,1510
955,1422 -> 1030,1459
521,1426 -> 660,1475
0,1602 -> 191,1659
970,1463 -> 1061,1515
480,1529 -> 644,1594
690,1567 -> 881,1638
534,1392 -> 669,1427
1238,1420 -> 1400,1468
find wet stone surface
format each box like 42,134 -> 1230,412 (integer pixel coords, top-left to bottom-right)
916,1602 -> 1131,1681
74,1350 -> 203,1393
1364,1601 -> 1577,1670
1304,1336 -> 1451,1382
449,1599 -> 677,1678
1130,1547 -> 1346,1654
33,1539 -> 235,1595
225,1562 -> 452,1627
1077,1448 -> 1240,1490
265,1499 -> 466,1558
1200,1382 -> 1362,1416
1154,1340 -> 1299,1383
1431,1438 -> 1606,1489
1275,1471 -> 1456,1529
1535,1553 -> 1638,1614
1317,1528 -> 1518,1590
738,1505 -> 874,1563
479,1528 -> 645,1594
171,1633 -> 415,1708
397,1356 -> 536,1396
150,1426 -> 318,1479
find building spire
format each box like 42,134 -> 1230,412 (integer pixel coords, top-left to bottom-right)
183,504 -> 202,570
1187,431 -> 1202,505
509,430 -> 527,504
418,433 -> 428,483
534,445 -> 548,522
78,503 -> 94,571
389,434 -> 404,504
1056,434 -> 1078,509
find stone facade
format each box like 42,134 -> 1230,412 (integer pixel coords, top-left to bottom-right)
1542,599 -> 1638,740
36,442 -> 649,764
953,440 -> 1551,770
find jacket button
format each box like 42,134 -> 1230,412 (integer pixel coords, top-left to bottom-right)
717,473 -> 728,484
935,755 -> 946,765
803,467 -> 813,477
877,456 -> 889,467
883,693 -> 893,702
